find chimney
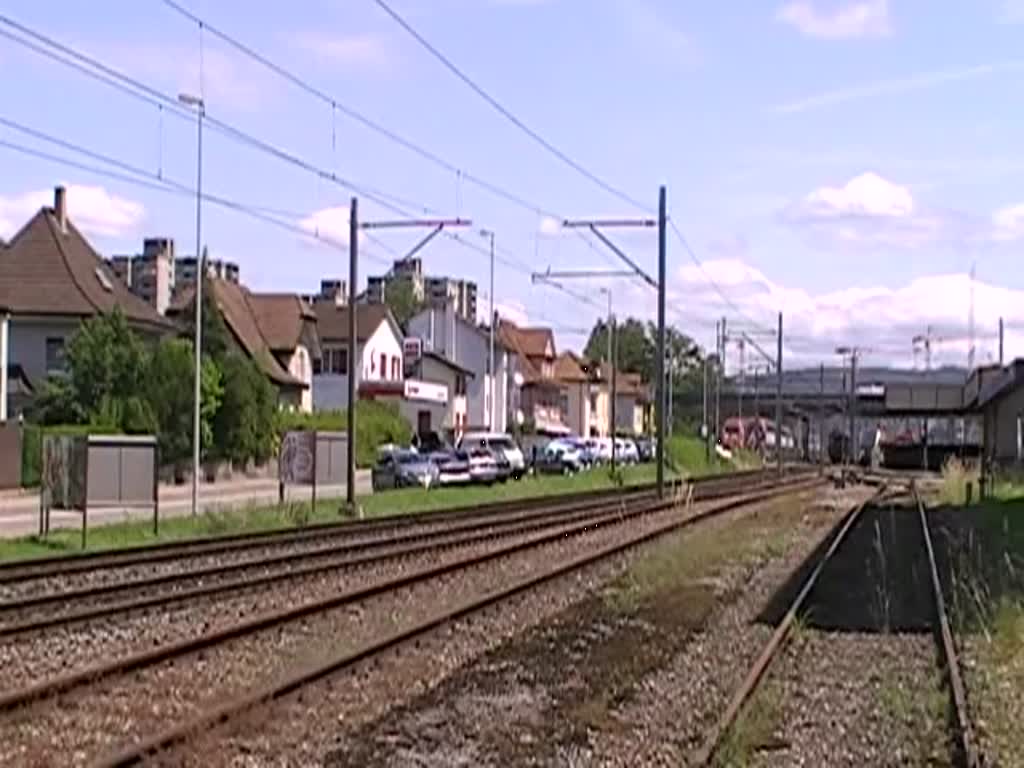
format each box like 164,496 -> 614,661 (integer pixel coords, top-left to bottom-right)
54,186 -> 67,235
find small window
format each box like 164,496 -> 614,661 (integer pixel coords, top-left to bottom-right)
322,347 -> 348,375
391,356 -> 400,380
455,374 -> 467,396
94,267 -> 113,292
379,353 -> 387,380
45,337 -> 66,375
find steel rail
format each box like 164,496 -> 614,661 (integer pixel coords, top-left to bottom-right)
694,487 -> 884,766
0,475 -> 822,714
0,496 -> 656,636
0,469 -> 776,584
0,473 -> 793,634
913,482 -> 980,768
93,477 -> 825,767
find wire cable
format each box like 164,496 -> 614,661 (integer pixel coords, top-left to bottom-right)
367,0 -> 651,214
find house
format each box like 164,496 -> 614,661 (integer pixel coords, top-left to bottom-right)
971,360 -> 1024,466
169,280 -> 316,412
0,186 -> 172,419
615,371 -> 652,436
498,320 -> 570,436
312,301 -> 451,434
405,348 -> 474,440
407,302 -> 515,433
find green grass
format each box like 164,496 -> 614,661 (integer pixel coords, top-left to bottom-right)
0,463 -> 673,563
0,438 -> 760,564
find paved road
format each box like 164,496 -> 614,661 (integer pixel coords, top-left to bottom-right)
0,471 -> 373,539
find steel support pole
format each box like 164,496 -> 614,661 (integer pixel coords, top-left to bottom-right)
488,231 -> 495,431
703,355 -> 710,462
849,353 -> 858,467
606,291 -> 613,447
190,105 -> 204,518
655,186 -> 667,497
611,318 -> 618,471
347,197 -> 358,515
714,321 -> 721,446
819,362 -> 825,475
776,312 -> 783,477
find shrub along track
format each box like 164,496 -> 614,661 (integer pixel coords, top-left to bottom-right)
0,472 -> 820,766
693,482 -> 979,768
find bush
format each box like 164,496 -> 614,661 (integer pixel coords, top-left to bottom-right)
213,353 -> 277,466
276,401 -> 412,468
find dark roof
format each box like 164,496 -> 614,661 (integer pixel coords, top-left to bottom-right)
976,361 -> 1024,408
171,280 -> 305,388
554,352 -> 587,383
499,321 -> 555,359
0,207 -> 170,329
314,301 -> 398,342
248,294 -> 316,351
422,350 -> 475,378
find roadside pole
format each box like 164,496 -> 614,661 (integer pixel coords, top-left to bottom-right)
346,197 -> 358,515
656,186 -> 667,498
776,312 -> 783,478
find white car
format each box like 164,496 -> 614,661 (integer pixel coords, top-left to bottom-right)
466,448 -> 499,485
458,432 -> 526,479
615,438 -> 640,464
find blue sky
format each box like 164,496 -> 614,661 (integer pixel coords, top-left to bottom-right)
2,0 -> 1024,371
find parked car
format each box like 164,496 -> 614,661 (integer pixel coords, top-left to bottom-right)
564,437 -> 597,468
589,437 -> 613,464
371,449 -> 439,491
467,448 -> 500,485
458,432 -> 526,479
428,450 -> 472,486
536,440 -> 584,475
490,448 -> 513,482
615,438 -> 640,464
635,438 -> 655,462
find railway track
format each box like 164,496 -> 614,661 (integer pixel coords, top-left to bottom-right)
0,471 -> 796,638
0,469 -> 777,600
0,471 -> 822,766
693,480 -> 980,767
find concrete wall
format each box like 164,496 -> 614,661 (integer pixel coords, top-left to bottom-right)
284,345 -> 313,413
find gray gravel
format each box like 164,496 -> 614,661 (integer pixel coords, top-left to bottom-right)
169,484 -> 842,767
0,503 -> 686,766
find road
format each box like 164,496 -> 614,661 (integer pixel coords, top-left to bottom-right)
0,471 -> 373,539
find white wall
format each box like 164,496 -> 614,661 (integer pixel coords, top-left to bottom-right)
9,317 -> 83,385
313,319 -> 404,412
408,306 -> 510,433
285,345 -> 313,413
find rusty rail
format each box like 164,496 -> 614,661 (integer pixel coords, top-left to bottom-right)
93,477 -> 825,767
693,488 -> 883,766
0,475 -> 821,714
0,468 -> 780,584
913,483 -> 980,768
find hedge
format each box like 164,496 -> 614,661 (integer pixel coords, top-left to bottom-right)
276,401 -> 412,468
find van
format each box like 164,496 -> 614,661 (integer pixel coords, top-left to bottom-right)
457,432 -> 526,479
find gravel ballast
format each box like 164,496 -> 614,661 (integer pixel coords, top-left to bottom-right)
0,501 -> 693,766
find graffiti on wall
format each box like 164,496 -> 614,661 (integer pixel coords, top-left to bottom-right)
279,430 -> 316,486
42,435 -> 87,510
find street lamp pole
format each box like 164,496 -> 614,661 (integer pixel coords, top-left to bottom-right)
481,229 -> 496,432
180,92 -> 205,518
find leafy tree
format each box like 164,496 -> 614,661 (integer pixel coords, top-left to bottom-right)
383,277 -> 425,330
179,268 -> 231,361
213,353 -> 277,466
34,309 -> 155,432
146,339 -> 223,464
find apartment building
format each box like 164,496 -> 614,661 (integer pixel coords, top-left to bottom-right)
366,258 -> 478,322
108,237 -> 176,315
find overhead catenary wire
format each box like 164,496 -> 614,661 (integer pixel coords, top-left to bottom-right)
1,15 -> 607,319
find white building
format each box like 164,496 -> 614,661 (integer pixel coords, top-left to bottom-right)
312,301 -> 450,434
408,302 -> 516,433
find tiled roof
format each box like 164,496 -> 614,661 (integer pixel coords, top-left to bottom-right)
554,352 -> 587,383
499,321 -> 555,359
0,207 -> 170,329
171,280 -> 304,388
314,301 -> 397,343
248,294 -> 316,351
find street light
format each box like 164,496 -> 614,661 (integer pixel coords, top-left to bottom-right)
480,228 -> 495,432
179,91 -> 205,517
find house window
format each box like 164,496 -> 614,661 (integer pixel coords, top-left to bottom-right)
391,356 -> 400,380
590,392 -> 598,411
380,353 -> 387,380
455,374 -> 467,396
45,337 -> 66,375
559,393 -> 569,416
542,361 -> 554,379
320,347 -> 348,375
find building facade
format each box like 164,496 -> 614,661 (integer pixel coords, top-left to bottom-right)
407,302 -> 513,433
108,237 -> 176,315
366,258 -> 478,323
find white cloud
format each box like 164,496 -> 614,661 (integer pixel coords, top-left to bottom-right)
0,185 -> 145,240
991,202 -> 1024,241
613,256 -> 1019,368
771,60 -> 1024,114
538,217 -> 562,236
781,172 -> 951,248
292,33 -> 391,71
1000,0 -> 1024,23
776,0 -> 891,40
492,300 -> 529,326
299,205 -> 354,247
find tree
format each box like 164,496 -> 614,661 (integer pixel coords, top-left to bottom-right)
213,353 -> 277,466
146,339 -> 223,465
179,268 -> 231,361
383,277 -> 425,330
34,309 -> 155,432
584,318 -> 653,378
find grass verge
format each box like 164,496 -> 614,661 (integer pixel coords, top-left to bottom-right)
0,463 -> 672,563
